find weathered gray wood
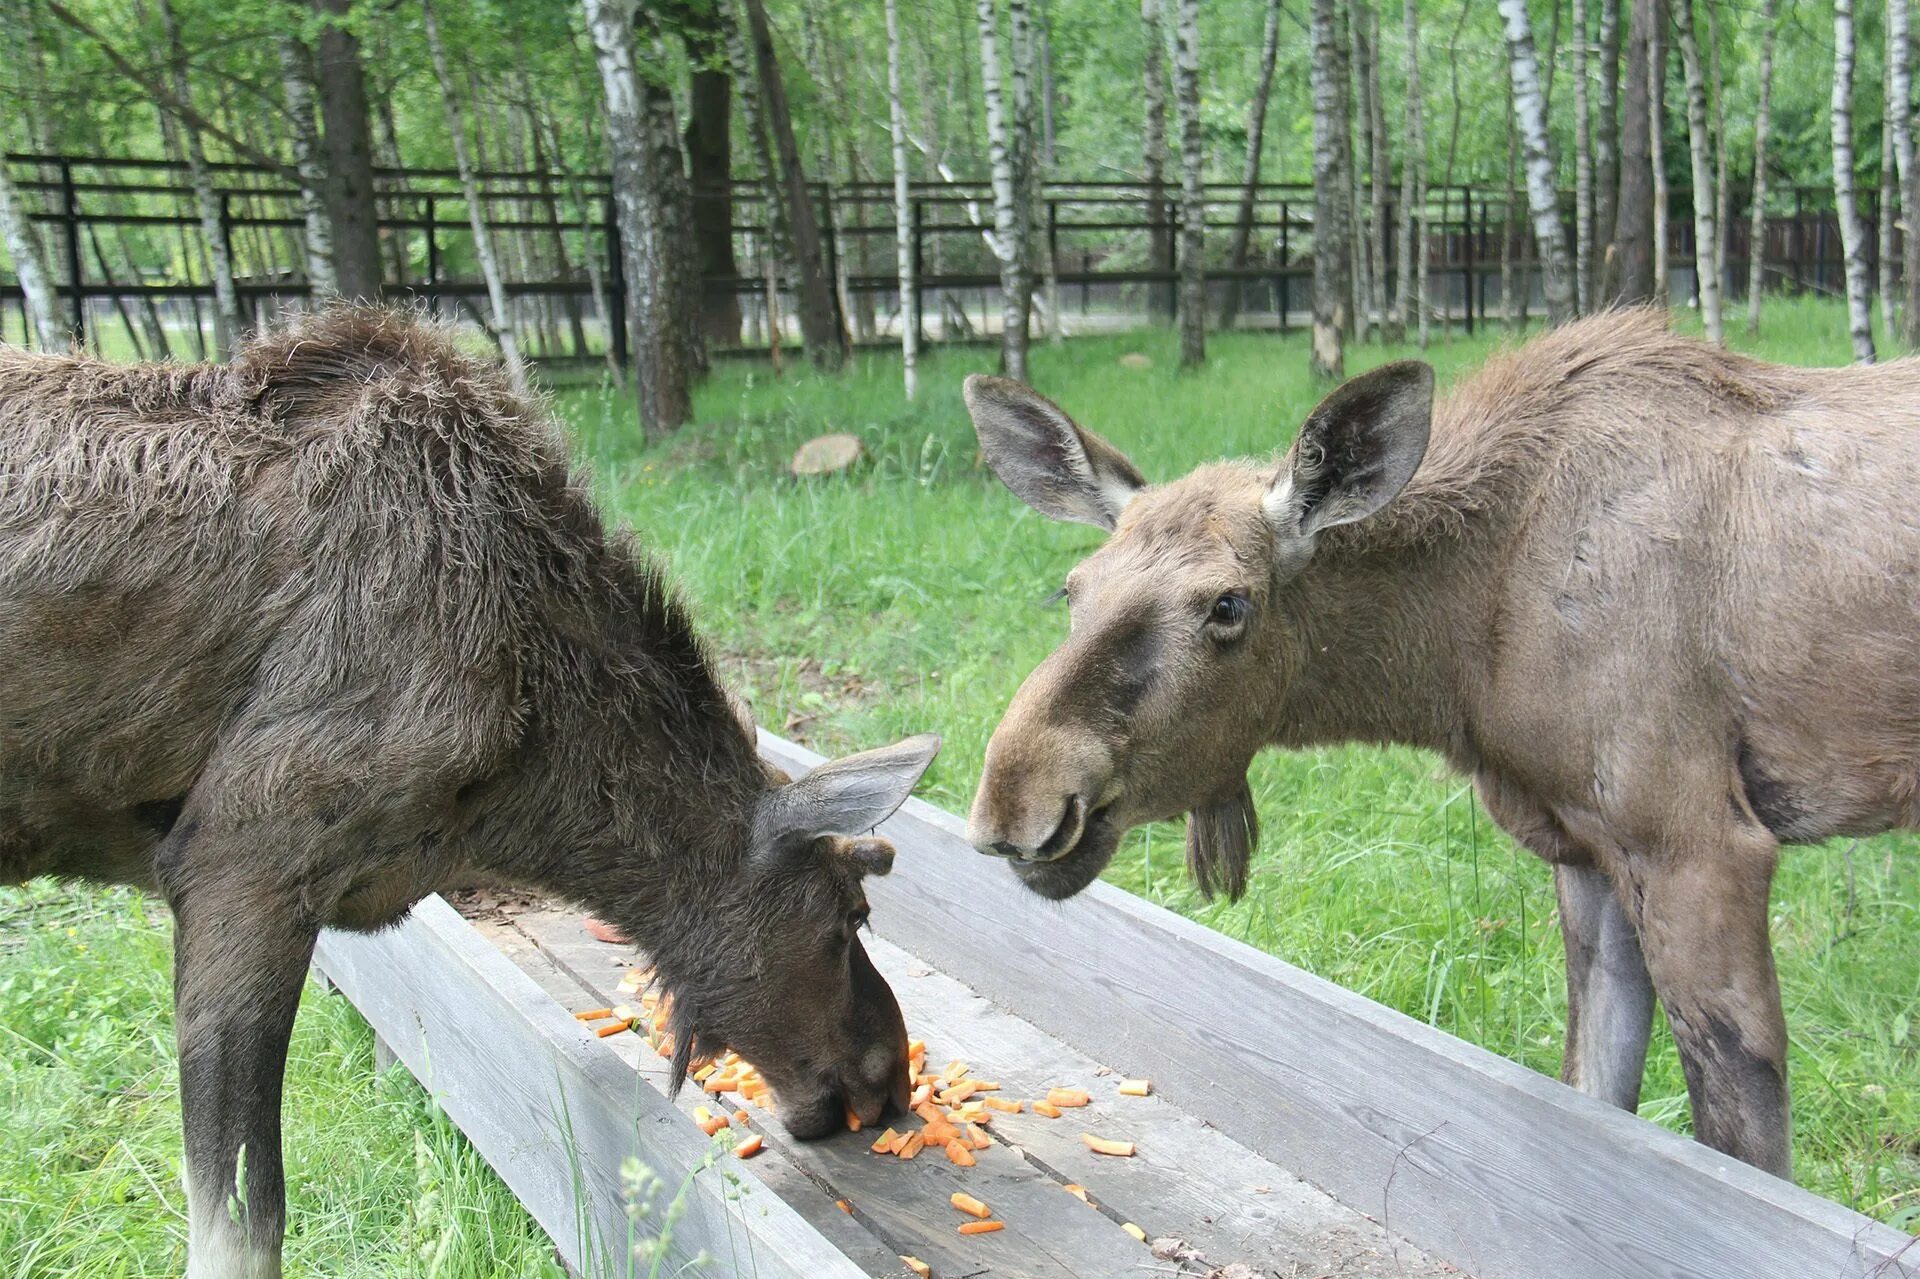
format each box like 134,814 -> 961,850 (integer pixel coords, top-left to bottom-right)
312,895 -> 868,1279
758,731 -> 1920,1279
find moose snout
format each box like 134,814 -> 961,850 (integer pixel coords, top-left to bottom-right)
966,715 -> 1115,864
971,791 -> 1088,862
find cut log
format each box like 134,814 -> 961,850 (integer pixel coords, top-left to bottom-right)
791,433 -> 865,477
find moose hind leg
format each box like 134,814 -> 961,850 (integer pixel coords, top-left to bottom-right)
1556,862 -> 1654,1111
172,876 -> 318,1279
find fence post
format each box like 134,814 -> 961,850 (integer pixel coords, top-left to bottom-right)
1792,187 -> 1805,295
1461,186 -> 1475,338
424,196 -> 440,315
60,160 -> 84,348
1278,200 -> 1290,328
605,194 -> 628,371
910,196 -> 924,345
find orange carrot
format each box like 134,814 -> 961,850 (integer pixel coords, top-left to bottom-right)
957,1220 -> 1005,1236
835,1199 -> 853,1215
845,1107 -> 863,1133
1031,1101 -> 1062,1118
939,1080 -> 980,1105
1045,1087 -> 1090,1108
950,1191 -> 991,1219
733,1110 -> 751,1126
984,1098 -> 1022,1114
692,1064 -> 716,1082
871,1127 -> 900,1154
1062,1183 -> 1089,1202
943,1138 -> 976,1167
966,1123 -> 990,1150
595,1022 -> 630,1039
922,1118 -> 960,1145
898,1131 -> 926,1160
1122,1222 -> 1147,1243
902,1258 -> 931,1279
732,1135 -> 764,1159
1081,1133 -> 1135,1157
1118,1079 -> 1152,1097
969,1081 -> 1002,1092
909,1083 -> 933,1109
573,1008 -> 613,1021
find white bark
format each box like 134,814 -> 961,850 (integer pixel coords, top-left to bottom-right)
1746,0 -> 1776,337
1672,0 -> 1721,344
1833,0 -> 1877,362
1497,0 -> 1575,324
424,0 -> 527,396
1892,0 -> 1919,346
1650,11 -> 1668,305
977,0 -> 1030,380
1310,0 -> 1351,376
1350,1 -> 1375,342
1173,0 -> 1205,367
885,0 -> 917,399
1573,0 -> 1592,313
1884,55 -> 1900,332
277,35 -> 337,299
159,0 -> 240,358
1708,2 -> 1729,307
0,159 -> 66,348
1398,0 -> 1427,346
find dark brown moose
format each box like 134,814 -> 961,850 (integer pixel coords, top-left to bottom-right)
0,309 -> 936,1279
963,308 -> 1918,1180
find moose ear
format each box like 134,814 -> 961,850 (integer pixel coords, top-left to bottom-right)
1267,361 -> 1433,538
758,734 -> 942,849
964,375 -> 1147,530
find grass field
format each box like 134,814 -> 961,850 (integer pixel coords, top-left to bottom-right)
3,297 -> 1916,1275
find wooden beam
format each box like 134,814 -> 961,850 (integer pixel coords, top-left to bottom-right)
313,895 -> 868,1279
757,731 -> 1920,1279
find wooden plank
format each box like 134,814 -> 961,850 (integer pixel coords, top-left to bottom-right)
312,895 -> 870,1279
758,730 -> 1920,1279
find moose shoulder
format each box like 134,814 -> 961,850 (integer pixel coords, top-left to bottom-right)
963,308 -> 1920,1181
0,309 -> 936,1279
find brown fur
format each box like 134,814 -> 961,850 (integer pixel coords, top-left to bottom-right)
0,308 -> 924,1274
965,309 -> 1920,1179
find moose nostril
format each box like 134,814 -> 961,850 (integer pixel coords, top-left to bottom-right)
1034,794 -> 1086,862
984,840 -> 1025,859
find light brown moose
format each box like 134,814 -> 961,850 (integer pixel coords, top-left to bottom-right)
0,309 -> 935,1279
963,308 -> 1920,1179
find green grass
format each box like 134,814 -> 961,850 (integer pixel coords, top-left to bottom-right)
2,297 -> 1915,1275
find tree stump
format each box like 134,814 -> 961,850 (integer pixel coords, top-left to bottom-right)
790,433 -> 864,477
1118,352 -> 1153,369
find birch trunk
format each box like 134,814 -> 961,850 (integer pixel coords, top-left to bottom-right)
1009,0 -> 1037,357
1221,0 -> 1282,330
1173,0 -> 1205,367
1350,0 -> 1375,342
424,0 -> 526,394
1883,63 -> 1899,333
1141,0 -> 1174,323
312,0 -> 382,300
278,35 -> 336,298
1594,0 -> 1621,290
977,0 -> 1029,380
159,0 -> 240,357
1397,0 -> 1427,345
1038,1 -> 1063,343
1367,4 -> 1388,336
1708,3 -> 1729,311
885,0 -> 917,399
1833,0 -> 1876,361
1650,9 -> 1669,306
1612,0 -> 1655,302
1574,0 -> 1592,312
1497,0 -> 1575,325
1310,0 -> 1352,377
1503,74 -> 1519,328
1746,0 -> 1775,336
0,157 -> 66,348
583,0 -> 691,433
1672,0 -> 1721,343
1894,0 -> 1920,347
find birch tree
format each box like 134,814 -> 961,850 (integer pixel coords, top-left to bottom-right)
159,0 -> 240,358
1310,0 -> 1352,377
724,10 -> 787,370
1172,0 -> 1205,368
1573,0 -> 1592,312
1594,0 -> 1621,292
1141,0 -> 1173,323
1876,0 -> 1910,337
1832,0 -> 1876,362
1746,0 -> 1776,336
423,0 -> 526,395
277,35 -> 336,298
1009,0 -> 1038,352
312,0 -> 383,300
1896,0 -> 1920,347
1350,2 -> 1376,342
1708,4 -> 1729,310
1220,0 -> 1281,331
1672,0 -> 1721,344
885,0 -> 917,399
1498,0 -> 1575,325
977,0 -> 1030,379
1650,9 -> 1668,305
0,157 -> 66,349
1612,0 -> 1656,303
1396,0 -> 1428,345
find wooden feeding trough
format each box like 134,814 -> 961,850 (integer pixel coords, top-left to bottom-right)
314,732 -> 1920,1279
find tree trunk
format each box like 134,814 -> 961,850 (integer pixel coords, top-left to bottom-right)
1650,6 -> 1669,306
1141,0 -> 1174,323
978,0 -> 1030,380
1037,1 -> 1063,344
742,0 -> 844,368
1707,2 -> 1729,315
1894,0 -> 1920,347
1883,52 -> 1900,333
723,6 -> 787,369
1350,1 -> 1375,343
1397,0 -> 1427,345
1221,0 -> 1282,330
1366,3 -> 1389,338
0,156 -> 67,348
1310,0 -> 1352,377
885,0 -> 917,398
1574,0 -> 1592,313
1503,73 -> 1519,328
684,19 -> 740,346
312,0 -> 382,300
423,0 -> 527,394
1833,0 -> 1876,362
642,62 -> 707,380
1498,0 -> 1576,325
1172,0 -> 1205,367
1745,0 -> 1776,337
158,0 -> 240,358
1610,0 -> 1655,302
277,35 -> 337,298
1672,0 -> 1721,343
1009,0 -> 1038,359
1594,0 -> 1621,291
583,0 -> 692,434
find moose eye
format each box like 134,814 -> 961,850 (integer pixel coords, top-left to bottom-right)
848,904 -> 871,934
1209,592 -> 1251,628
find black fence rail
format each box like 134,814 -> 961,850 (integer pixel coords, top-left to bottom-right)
0,152 -> 1878,364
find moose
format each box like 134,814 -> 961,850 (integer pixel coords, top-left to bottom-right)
0,309 -> 936,1279
963,308 -> 1920,1181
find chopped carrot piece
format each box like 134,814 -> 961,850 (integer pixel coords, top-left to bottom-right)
985,1098 -> 1022,1113
1081,1133 -> 1135,1157
908,1039 -> 926,1059
939,1080 -> 980,1105
835,1199 -> 852,1215
732,1135 -> 764,1159
1031,1101 -> 1062,1118
950,1191 -> 991,1219
573,1008 -> 613,1021
704,1075 -> 739,1093
944,1059 -> 970,1080
1046,1087 -> 1090,1108
909,1083 -> 933,1109
1062,1183 -> 1089,1202
966,1123 -> 990,1150
692,1064 -> 716,1082
943,1138 -> 976,1167
1118,1079 -> 1152,1097
956,1103 -> 988,1122
898,1131 -> 926,1160
922,1118 -> 960,1145
845,1107 -> 863,1133
872,1127 -> 900,1154
655,1037 -> 674,1059
698,1116 -> 727,1137
957,1220 -> 1005,1235
902,1258 -> 931,1279
1122,1222 -> 1147,1243
733,1110 -> 751,1126
969,1081 -> 1001,1092
595,1022 -> 630,1039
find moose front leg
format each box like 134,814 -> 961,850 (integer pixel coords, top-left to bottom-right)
1555,862 -> 1655,1111
171,882 -> 317,1279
